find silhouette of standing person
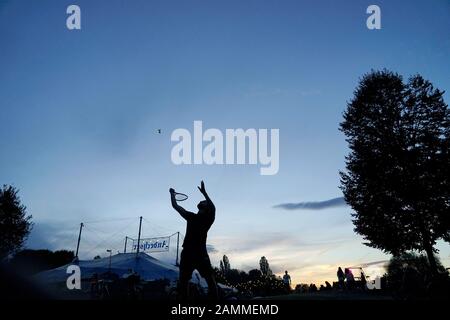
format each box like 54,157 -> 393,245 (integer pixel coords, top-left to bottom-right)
344,268 -> 355,290
337,267 -> 345,290
170,181 -> 218,300
360,268 -> 367,291
283,270 -> 291,292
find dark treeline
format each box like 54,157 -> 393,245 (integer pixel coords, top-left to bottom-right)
8,249 -> 74,275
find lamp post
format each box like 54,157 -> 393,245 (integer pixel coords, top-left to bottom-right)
106,249 -> 112,274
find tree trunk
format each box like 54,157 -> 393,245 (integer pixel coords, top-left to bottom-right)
420,225 -> 438,277
423,241 -> 438,276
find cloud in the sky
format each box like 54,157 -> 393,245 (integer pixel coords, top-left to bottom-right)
26,222 -> 79,251
349,260 -> 389,268
273,197 -> 347,210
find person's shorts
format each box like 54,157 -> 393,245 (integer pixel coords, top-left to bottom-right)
179,249 -> 213,279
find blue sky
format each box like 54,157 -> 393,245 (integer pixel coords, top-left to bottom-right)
0,0 -> 449,284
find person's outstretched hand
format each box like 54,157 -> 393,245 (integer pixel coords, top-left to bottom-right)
197,181 -> 206,195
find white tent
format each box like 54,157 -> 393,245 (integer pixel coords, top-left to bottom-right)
34,252 -> 179,283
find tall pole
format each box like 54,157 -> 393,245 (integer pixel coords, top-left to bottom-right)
75,222 -> 84,258
107,250 -> 112,273
136,216 -> 143,257
124,236 -> 128,253
175,231 -> 180,266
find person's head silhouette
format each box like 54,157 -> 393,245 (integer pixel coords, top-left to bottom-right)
197,200 -> 208,213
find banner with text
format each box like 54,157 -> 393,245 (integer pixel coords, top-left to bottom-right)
132,236 -> 170,253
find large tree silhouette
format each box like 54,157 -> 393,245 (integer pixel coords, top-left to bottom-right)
259,256 -> 272,276
0,185 -> 33,259
220,255 -> 231,275
340,70 -> 449,275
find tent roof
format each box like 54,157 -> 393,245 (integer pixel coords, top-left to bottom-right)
34,252 -> 179,283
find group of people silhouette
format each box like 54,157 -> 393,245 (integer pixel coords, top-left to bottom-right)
337,266 -> 367,290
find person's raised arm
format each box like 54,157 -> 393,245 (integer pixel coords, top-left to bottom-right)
197,181 -> 215,212
169,188 -> 193,220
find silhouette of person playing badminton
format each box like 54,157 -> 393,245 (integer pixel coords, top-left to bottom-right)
170,181 -> 218,300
